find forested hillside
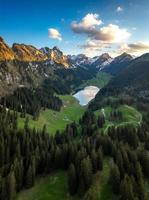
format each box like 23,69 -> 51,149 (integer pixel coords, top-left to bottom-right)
0,98 -> 149,200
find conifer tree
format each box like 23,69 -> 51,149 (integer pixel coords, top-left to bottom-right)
120,174 -> 135,200
109,164 -> 120,194
91,149 -> 98,173
68,164 -> 77,195
97,148 -> 103,171
26,164 -> 34,188
7,171 -> 16,200
79,157 -> 93,194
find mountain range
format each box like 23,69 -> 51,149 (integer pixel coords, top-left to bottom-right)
0,36 -> 133,70
0,36 -> 149,98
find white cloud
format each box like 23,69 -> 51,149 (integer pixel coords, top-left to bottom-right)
118,42 -> 149,55
71,14 -> 130,43
91,24 -> 130,43
80,39 -> 109,49
48,28 -> 62,41
116,6 -> 123,12
80,39 -> 111,57
71,13 -> 102,34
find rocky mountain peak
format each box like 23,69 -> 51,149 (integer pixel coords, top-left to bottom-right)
98,53 -> 112,63
0,37 -> 15,61
12,43 -> 47,61
114,52 -> 133,63
99,53 -> 111,59
0,36 -> 70,68
0,37 -> 4,42
53,46 -> 61,52
41,46 -> 70,68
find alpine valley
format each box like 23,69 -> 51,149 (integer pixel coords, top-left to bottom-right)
0,34 -> 149,200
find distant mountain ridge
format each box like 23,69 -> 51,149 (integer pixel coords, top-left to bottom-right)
68,52 -> 133,75
89,53 -> 149,111
102,52 -> 133,75
109,53 -> 149,91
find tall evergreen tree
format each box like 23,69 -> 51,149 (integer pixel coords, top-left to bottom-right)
79,157 -> 93,194
97,148 -> 103,171
120,174 -> 135,200
7,171 -> 16,200
109,164 -> 120,194
68,164 -> 77,195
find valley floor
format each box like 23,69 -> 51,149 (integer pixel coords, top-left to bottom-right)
18,95 -> 86,135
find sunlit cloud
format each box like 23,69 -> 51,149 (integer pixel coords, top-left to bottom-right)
80,40 -> 109,49
48,28 -> 62,41
71,14 -> 130,43
117,42 -> 149,55
71,13 -> 102,34
91,24 -> 130,43
80,39 -> 111,57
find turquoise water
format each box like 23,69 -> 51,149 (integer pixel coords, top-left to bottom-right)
73,86 -> 99,106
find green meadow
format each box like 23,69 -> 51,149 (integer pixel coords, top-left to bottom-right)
77,72 -> 112,90
18,95 -> 86,135
16,159 -> 117,200
95,105 -> 142,134
16,171 -> 78,200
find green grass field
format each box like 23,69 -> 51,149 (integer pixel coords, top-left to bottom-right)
18,95 -> 86,135
95,105 -> 142,134
76,72 -> 112,90
16,161 -> 116,200
98,159 -> 117,200
16,171 -> 78,200
81,159 -> 117,200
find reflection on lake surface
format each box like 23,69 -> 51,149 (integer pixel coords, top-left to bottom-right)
73,86 -> 100,106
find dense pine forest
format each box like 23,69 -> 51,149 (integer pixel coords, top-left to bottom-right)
0,94 -> 149,200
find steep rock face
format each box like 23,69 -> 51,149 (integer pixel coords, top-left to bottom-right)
12,43 -> 47,62
0,36 -> 72,96
92,53 -> 113,69
0,37 -> 15,61
0,37 -> 70,68
112,52 -> 133,64
0,60 -> 55,96
68,54 -> 91,67
68,53 -> 113,70
41,46 -> 70,68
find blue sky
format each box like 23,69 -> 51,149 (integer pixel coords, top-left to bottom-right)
1,0 -> 149,56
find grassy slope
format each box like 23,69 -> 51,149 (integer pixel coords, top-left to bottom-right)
16,171 -> 78,200
18,95 -> 86,135
16,161 -> 116,200
18,72 -> 111,135
98,159 -> 117,200
95,105 -> 142,134
76,72 -> 112,90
